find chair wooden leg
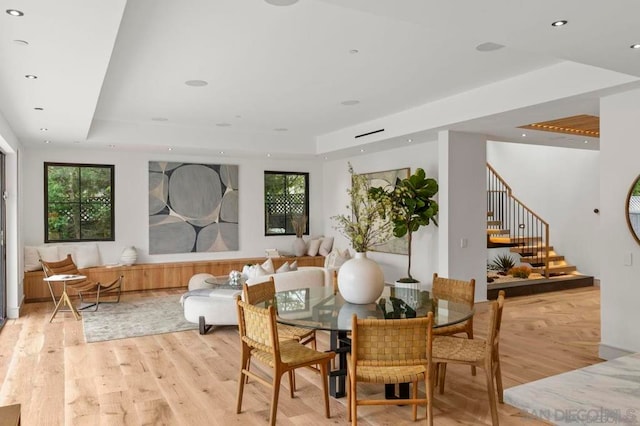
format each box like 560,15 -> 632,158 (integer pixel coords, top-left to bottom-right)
269,374 -> 282,426
438,363 -> 447,394
412,379 -> 418,421
427,365 -> 434,426
467,330 -> 477,376
319,361 -> 330,418
485,362 -> 499,426
236,350 -> 250,414
288,371 -> 295,399
350,370 -> 357,425
346,370 -> 352,422
494,353 -> 504,403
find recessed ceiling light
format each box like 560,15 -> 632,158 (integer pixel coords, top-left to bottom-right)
341,100 -> 360,106
44,140 -> 51,144
108,144 -> 116,148
521,133 -> 526,137
40,128 -> 48,131
25,74 -> 37,79
216,123 -> 231,127
6,9 -> 24,17
360,149 -> 365,153
13,39 -> 28,46
152,117 -> 168,122
349,49 -> 359,54
168,147 -> 173,151
407,138 -> 413,143
324,156 -> 328,160
220,151 -> 225,154
34,107 -> 43,111
274,128 -> 288,132
584,140 -> 589,144
185,79 -> 208,87
475,42 -> 505,52
551,20 -> 568,27
264,0 -> 299,6
631,44 -> 640,49
267,153 -> 272,157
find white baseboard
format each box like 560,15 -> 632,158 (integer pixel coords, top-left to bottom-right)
598,343 -> 634,360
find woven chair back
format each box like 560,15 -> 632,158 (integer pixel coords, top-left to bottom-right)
351,313 -> 433,367
243,278 -> 276,305
432,273 -> 475,306
236,297 -> 279,355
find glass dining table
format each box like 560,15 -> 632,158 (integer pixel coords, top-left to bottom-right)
270,284 -> 475,398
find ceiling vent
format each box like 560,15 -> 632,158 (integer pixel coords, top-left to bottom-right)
355,128 -> 384,139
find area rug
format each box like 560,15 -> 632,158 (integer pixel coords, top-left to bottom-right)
82,295 -> 197,343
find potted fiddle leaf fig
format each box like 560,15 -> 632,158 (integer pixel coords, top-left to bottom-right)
369,168 -> 439,283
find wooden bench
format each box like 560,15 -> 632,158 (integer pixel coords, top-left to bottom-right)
23,256 -> 324,302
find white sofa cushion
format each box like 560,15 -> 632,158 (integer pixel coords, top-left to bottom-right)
307,239 -> 321,256
246,266 -> 329,291
73,243 -> 102,268
319,236 -> 334,256
24,246 -> 42,271
37,245 -> 61,262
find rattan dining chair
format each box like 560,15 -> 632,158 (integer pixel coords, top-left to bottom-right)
432,290 -> 506,426
41,254 -> 123,311
243,278 -> 317,348
431,273 -> 476,375
235,296 -> 334,426
347,312 -> 435,426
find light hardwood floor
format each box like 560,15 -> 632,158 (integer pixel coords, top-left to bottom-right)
0,286 -> 601,425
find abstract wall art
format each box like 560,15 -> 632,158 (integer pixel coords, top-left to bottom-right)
149,161 -> 239,254
359,167 -> 409,255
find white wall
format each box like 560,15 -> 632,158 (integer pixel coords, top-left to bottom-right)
487,141 -> 600,278
22,147 -> 324,265
322,141 -> 440,284
599,88 -> 640,357
439,131 -> 488,301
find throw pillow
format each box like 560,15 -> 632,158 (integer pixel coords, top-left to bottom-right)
37,245 -> 60,262
74,243 -> 102,268
261,258 -> 275,274
245,264 -> 268,279
325,248 -> 352,269
276,262 -> 291,273
24,246 -> 42,271
307,239 -> 321,256
319,236 -> 334,256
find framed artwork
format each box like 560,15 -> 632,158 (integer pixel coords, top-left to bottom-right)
148,161 -> 239,254
359,167 -> 410,255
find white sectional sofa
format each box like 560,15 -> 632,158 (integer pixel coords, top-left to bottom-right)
182,266 -> 331,334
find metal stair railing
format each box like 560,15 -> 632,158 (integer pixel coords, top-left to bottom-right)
487,163 -> 550,278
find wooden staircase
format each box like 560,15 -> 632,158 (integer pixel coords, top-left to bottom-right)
487,165 -> 578,277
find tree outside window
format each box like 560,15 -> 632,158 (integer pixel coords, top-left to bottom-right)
264,171 -> 309,236
45,162 -> 114,242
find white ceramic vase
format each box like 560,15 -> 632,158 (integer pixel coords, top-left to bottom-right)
337,252 -> 385,304
120,246 -> 138,266
292,237 -> 306,257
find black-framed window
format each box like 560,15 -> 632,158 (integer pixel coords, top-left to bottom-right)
44,162 -> 115,242
264,171 -> 309,236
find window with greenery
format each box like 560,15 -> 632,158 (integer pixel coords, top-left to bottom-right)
264,171 -> 309,236
45,162 -> 115,242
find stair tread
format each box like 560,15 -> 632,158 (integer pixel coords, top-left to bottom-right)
487,229 -> 510,235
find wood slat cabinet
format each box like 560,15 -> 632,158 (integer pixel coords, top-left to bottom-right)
23,256 -> 324,302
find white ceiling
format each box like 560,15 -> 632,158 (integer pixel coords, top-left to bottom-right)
2,0 -> 640,157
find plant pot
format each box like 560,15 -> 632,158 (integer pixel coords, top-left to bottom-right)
292,237 -> 306,257
337,252 -> 385,304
